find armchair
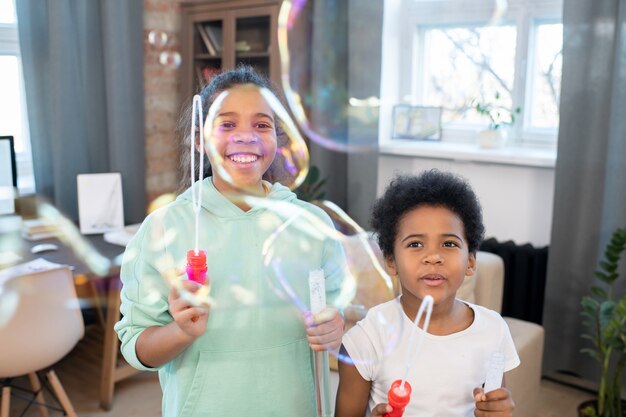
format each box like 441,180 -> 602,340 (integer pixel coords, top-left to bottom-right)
470,251 -> 545,417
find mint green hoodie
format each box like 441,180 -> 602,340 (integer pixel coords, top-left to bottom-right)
115,178 -> 346,417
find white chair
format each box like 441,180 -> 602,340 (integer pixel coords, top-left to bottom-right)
0,264 -> 84,417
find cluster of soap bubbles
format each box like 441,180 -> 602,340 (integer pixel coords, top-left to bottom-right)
148,30 -> 181,69
1,0 -> 510,370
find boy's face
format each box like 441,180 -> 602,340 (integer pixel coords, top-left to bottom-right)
385,205 -> 476,307
203,84 -> 277,193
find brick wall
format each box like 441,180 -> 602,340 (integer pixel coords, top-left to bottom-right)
144,0 -> 183,204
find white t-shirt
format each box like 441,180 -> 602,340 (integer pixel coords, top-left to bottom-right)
342,297 -> 520,417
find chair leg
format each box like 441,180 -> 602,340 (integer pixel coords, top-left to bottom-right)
1,386 -> 10,417
45,370 -> 77,417
28,373 -> 50,417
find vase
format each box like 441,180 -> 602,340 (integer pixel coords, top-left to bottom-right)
477,129 -> 506,149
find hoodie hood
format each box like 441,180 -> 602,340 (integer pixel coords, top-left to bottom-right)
177,177 -> 298,218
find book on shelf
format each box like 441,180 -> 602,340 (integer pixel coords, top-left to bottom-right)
205,24 -> 223,52
196,23 -> 217,56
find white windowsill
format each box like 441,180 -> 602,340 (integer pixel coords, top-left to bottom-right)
379,140 -> 557,169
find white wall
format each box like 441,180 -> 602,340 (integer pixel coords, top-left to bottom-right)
377,154 -> 555,247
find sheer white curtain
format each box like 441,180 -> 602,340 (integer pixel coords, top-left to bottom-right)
16,0 -> 145,223
543,0 -> 626,381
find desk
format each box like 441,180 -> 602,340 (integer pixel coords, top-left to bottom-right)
14,234 -> 140,410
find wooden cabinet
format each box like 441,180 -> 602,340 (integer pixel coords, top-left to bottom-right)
180,0 -> 281,103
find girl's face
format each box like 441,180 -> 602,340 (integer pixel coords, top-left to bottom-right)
203,84 -> 277,194
385,205 -> 476,309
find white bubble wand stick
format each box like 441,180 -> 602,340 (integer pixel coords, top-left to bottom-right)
401,295 -> 434,387
309,269 -> 332,417
186,95 -> 208,285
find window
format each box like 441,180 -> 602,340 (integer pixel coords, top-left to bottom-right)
382,0 -> 563,146
0,0 -> 34,193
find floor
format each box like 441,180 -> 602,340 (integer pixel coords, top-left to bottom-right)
5,325 -> 594,416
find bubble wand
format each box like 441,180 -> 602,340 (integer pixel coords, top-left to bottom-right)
309,269 -> 332,417
384,295 -> 434,417
186,95 -> 208,285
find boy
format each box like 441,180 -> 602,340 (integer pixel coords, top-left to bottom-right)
335,169 -> 519,417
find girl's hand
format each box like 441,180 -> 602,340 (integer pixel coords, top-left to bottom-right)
303,307 -> 344,353
168,280 -> 210,339
473,387 -> 515,417
371,403 -> 393,417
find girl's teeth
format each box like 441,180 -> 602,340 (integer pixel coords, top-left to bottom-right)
230,155 -> 258,163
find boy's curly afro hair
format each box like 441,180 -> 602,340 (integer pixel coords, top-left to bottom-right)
370,169 -> 485,258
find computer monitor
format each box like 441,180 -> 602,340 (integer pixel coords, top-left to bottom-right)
0,135 -> 17,215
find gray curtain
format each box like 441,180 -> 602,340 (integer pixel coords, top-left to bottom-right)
542,0 -> 626,382
16,0 -> 145,223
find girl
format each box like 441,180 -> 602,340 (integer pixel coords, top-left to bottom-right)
335,170 -> 519,417
115,66 -> 346,417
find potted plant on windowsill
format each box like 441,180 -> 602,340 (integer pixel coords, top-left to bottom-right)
473,92 -> 521,149
579,227 -> 626,417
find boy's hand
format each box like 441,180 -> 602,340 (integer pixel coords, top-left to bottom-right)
473,387 -> 515,417
371,403 -> 393,416
168,280 -> 210,339
303,307 -> 344,353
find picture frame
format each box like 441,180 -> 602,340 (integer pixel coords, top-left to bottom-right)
77,173 -> 124,234
391,105 -> 442,141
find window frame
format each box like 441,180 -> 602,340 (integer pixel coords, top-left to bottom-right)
0,16 -> 35,194
382,0 -> 563,148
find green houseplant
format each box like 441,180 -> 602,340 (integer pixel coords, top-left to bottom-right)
473,92 -> 521,149
295,165 -> 327,202
474,91 -> 521,130
580,227 -> 626,417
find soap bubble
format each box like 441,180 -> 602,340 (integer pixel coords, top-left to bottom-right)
254,196 -> 402,366
158,51 -> 182,68
156,193 -> 402,367
148,30 -> 169,48
277,0 -> 508,153
277,0 -> 382,153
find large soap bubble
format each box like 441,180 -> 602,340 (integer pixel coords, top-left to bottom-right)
251,195 -> 403,366
277,0 -> 382,153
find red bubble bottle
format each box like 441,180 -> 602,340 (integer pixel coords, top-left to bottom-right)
383,379 -> 412,417
186,249 -> 207,285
